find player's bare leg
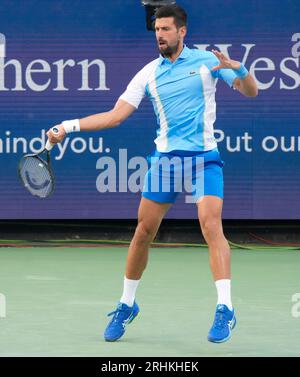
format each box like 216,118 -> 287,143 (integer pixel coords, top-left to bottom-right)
197,196 -> 230,281
125,197 -> 172,279
197,195 -> 236,343
104,197 -> 171,341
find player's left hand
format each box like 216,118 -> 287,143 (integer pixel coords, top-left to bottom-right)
211,49 -> 241,71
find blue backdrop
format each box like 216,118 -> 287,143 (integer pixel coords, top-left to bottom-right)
0,0 -> 299,219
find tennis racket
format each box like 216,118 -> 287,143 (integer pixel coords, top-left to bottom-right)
18,127 -> 59,199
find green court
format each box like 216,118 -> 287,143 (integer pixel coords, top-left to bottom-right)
0,246 -> 299,357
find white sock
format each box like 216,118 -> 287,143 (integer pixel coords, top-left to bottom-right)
215,279 -> 233,311
120,277 -> 140,307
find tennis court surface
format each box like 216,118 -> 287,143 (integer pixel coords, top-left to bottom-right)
0,246 -> 299,357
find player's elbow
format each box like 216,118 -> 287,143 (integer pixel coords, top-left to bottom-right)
245,79 -> 259,97
244,87 -> 258,97
249,87 -> 258,97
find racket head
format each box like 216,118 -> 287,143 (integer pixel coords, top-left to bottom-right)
18,152 -> 55,199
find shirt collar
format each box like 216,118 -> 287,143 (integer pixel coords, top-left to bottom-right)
159,45 -> 191,66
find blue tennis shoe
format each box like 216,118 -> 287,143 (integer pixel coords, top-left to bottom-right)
208,304 -> 236,343
104,301 -> 140,342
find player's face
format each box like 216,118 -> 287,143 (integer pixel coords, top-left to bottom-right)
155,17 -> 185,58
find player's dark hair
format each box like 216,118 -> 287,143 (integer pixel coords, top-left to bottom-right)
155,5 -> 187,29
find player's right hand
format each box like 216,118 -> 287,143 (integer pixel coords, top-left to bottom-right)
46,124 -> 66,144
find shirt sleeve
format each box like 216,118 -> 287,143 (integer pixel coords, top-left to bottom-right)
119,67 -> 148,109
213,67 -> 238,87
208,52 -> 238,87
119,58 -> 159,108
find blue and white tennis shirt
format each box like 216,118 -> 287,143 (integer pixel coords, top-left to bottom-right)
119,45 -> 238,153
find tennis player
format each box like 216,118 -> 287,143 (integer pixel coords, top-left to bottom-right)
47,4 -> 258,343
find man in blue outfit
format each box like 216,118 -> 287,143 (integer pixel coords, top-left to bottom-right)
47,4 -> 258,343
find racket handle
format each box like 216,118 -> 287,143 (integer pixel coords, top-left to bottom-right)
45,126 -> 60,151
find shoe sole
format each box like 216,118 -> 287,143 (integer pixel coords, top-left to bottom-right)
104,311 -> 140,342
207,316 -> 237,344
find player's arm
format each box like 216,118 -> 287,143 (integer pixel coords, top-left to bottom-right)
80,99 -> 136,130
46,99 -> 136,144
232,74 -> 258,97
47,61 -> 149,143
211,49 -> 258,97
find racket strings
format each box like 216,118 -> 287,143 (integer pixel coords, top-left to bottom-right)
19,156 -> 54,198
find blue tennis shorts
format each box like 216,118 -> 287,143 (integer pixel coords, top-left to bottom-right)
142,148 -> 224,204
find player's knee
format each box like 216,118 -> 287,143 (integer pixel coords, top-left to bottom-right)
200,218 -> 222,239
135,221 -> 156,243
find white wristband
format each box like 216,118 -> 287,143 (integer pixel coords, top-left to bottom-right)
62,119 -> 81,133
